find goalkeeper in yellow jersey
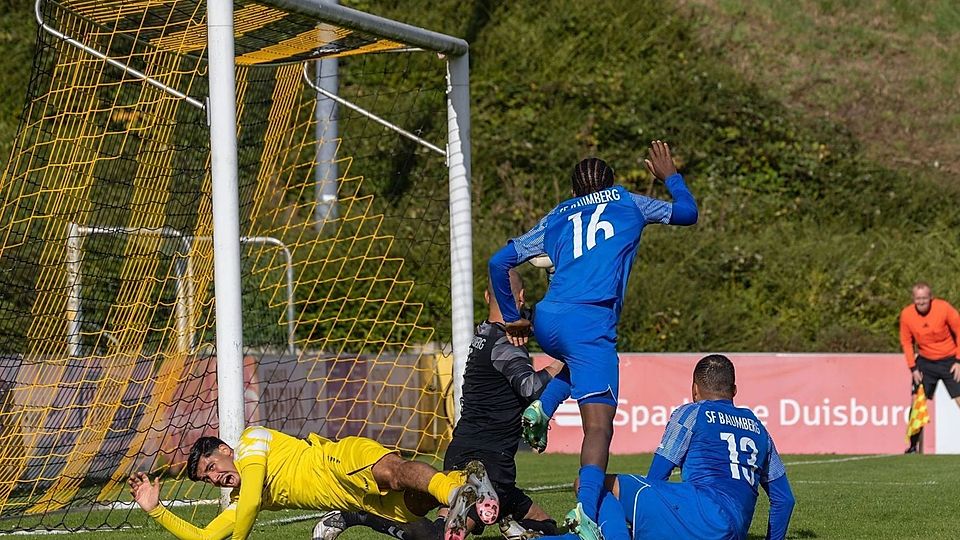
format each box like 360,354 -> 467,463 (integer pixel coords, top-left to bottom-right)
128,426 -> 499,540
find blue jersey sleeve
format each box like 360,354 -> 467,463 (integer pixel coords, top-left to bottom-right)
762,475 -> 795,540
511,214 -> 549,261
628,192 -> 672,225
628,173 -> 698,226
760,434 -> 787,484
489,244 -> 521,323
489,214 -> 550,323
663,173 -> 698,225
647,453 -> 676,481
654,403 -> 701,466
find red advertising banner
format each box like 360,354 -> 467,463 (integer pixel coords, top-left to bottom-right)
535,353 -> 919,455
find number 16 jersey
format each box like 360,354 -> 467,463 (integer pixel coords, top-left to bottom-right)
511,182 -> 675,317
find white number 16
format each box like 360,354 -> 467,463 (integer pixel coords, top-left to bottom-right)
568,204 -> 615,259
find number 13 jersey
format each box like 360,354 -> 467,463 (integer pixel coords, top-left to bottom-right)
657,399 -> 787,533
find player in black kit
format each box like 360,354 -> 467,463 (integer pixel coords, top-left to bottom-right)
442,269 -> 562,538
313,269 -> 561,540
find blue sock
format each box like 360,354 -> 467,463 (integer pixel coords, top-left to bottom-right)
537,535 -> 578,540
577,464 -> 605,521
598,490 -> 630,540
539,535 -> 578,540
539,364 -> 571,417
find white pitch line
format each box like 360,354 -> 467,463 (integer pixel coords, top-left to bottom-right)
257,512 -> 327,527
526,483 -> 571,493
98,499 -> 218,510
523,453 -> 901,492
0,511 -> 326,536
0,527 -> 138,536
784,454 -> 897,466
792,480 -> 937,486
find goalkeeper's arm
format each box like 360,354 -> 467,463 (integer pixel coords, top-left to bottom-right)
490,339 -> 556,403
129,472 -> 235,540
148,504 -> 236,540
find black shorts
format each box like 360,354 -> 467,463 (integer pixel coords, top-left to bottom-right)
443,442 -> 534,522
916,356 -> 960,399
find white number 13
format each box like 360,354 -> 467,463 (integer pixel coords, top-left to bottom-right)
568,204 -> 615,259
720,432 -> 758,485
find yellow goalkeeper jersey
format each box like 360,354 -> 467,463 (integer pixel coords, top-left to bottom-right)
148,426 -> 406,540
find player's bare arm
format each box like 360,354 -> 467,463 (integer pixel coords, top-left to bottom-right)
643,140 -> 678,181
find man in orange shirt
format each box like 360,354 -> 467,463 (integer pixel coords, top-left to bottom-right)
899,281 -> 960,453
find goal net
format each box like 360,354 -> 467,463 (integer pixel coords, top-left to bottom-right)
0,0 -> 471,531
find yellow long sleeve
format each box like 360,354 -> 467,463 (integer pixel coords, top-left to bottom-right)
147,503 -> 236,540
231,462 -> 266,540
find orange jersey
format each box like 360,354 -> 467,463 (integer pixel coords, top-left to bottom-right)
899,298 -> 960,368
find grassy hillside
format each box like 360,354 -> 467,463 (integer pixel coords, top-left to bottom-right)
362,0 -> 960,352
2,0 -> 959,352
681,0 -> 960,186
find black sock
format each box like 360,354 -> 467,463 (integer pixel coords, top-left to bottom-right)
909,431 -> 922,449
401,517 -> 444,540
520,518 -> 558,535
341,512 -> 409,540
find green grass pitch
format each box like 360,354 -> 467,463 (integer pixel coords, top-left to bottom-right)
14,452 -> 960,539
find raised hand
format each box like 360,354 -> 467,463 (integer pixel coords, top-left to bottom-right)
128,472 -> 161,512
504,318 -> 532,347
644,140 -> 678,181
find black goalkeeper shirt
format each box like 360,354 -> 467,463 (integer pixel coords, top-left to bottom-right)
451,320 -> 552,453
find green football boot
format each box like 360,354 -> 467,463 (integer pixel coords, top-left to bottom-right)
564,503 -> 604,540
521,400 -> 549,453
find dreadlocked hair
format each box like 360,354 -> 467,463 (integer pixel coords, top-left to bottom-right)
571,157 -> 615,197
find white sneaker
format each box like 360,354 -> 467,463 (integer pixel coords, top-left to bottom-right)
312,510 -> 347,540
463,460 -> 500,525
444,484 -> 479,540
499,518 -> 542,540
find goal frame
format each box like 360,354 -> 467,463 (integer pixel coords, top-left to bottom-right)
203,0 -> 475,458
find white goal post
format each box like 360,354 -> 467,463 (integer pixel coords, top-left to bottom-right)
204,0 -> 475,455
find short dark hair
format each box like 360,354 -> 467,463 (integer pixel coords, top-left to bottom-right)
187,436 -> 226,481
572,157 -> 615,197
693,354 -> 736,396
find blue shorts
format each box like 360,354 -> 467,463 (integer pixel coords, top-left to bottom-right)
616,474 -> 741,540
533,301 -> 618,402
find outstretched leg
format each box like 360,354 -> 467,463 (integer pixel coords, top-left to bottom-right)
371,453 -> 465,512
577,401 -> 616,522
523,365 -> 572,452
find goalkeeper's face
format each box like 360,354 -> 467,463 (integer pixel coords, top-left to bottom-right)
195,446 -> 241,488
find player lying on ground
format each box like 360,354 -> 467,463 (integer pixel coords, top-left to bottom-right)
489,141 -> 698,539
128,427 -> 499,540
313,270 -> 562,540
549,354 -> 795,540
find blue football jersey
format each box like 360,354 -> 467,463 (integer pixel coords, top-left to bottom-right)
510,185 -> 672,316
656,399 -> 787,534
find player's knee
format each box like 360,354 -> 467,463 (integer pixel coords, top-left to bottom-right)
522,502 -> 550,522
582,420 -> 614,442
372,454 -> 406,490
